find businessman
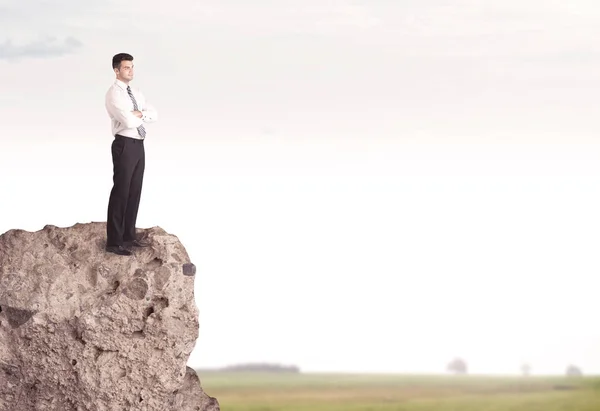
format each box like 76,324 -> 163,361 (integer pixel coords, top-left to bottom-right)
105,53 -> 158,256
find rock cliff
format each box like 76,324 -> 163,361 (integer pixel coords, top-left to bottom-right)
0,222 -> 219,411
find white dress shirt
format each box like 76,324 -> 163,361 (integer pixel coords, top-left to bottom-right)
105,79 -> 158,139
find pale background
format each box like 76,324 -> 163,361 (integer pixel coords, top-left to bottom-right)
1,0 -> 600,375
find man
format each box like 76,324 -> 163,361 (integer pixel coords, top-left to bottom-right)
105,53 -> 158,256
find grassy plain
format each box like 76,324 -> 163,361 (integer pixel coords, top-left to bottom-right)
197,371 -> 600,411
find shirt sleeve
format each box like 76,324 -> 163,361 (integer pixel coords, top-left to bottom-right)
138,91 -> 158,123
141,100 -> 158,123
105,88 -> 144,129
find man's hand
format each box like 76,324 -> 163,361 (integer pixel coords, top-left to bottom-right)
132,110 -> 143,118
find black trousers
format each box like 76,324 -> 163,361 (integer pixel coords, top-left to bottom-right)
106,135 -> 145,247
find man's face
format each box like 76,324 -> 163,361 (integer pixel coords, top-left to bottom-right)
116,60 -> 134,82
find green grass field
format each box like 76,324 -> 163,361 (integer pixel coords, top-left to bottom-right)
197,371 -> 600,411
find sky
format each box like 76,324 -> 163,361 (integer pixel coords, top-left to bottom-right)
2,0 -> 600,375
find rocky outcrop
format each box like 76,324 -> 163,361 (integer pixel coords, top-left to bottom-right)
0,222 -> 219,411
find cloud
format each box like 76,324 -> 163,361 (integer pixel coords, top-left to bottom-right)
312,2 -> 383,32
0,1 -> 97,33
0,36 -> 83,61
0,0 -> 107,59
101,0 -> 383,37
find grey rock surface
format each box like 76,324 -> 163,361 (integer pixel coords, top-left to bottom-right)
0,222 -> 219,411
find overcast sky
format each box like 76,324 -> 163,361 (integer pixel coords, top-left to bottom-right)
2,1 -> 600,375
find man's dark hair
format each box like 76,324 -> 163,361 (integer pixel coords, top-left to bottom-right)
112,53 -> 133,70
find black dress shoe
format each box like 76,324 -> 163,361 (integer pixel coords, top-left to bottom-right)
105,245 -> 133,256
124,239 -> 151,248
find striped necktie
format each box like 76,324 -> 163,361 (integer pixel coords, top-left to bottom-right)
127,86 -> 146,138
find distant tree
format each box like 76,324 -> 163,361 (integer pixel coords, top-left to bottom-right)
566,365 -> 583,377
447,357 -> 468,375
520,363 -> 531,376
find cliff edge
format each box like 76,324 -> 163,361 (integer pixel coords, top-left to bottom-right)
0,222 -> 219,411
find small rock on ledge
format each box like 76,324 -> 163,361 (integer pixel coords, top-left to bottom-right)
0,222 -> 219,411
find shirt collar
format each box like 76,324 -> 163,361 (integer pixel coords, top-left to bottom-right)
114,79 -> 130,90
